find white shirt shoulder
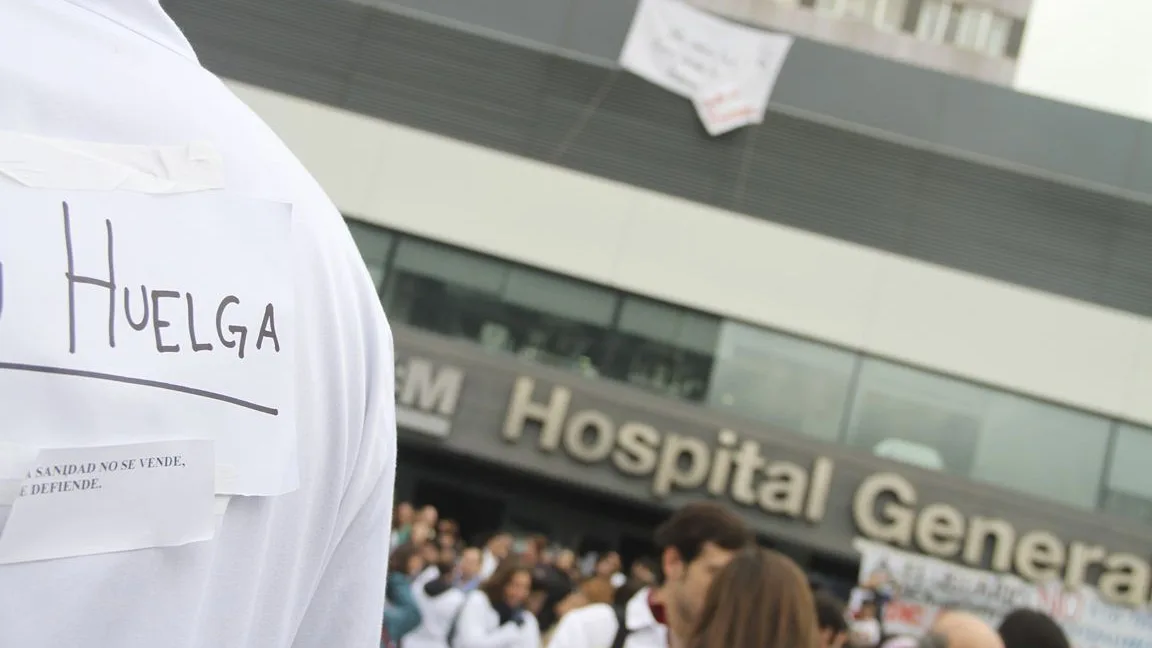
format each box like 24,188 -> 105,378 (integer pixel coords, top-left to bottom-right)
546,603 -> 617,648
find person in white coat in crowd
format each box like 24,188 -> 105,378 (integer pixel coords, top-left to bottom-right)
405,560 -> 468,648
480,532 -> 513,581
454,560 -> 540,648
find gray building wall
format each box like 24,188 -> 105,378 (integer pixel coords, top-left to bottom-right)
394,326 -> 1152,598
169,0 -> 1152,320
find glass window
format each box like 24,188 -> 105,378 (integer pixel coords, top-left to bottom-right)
1103,425 -> 1152,524
706,322 -> 856,442
383,238 -> 614,377
345,219 -> 394,292
915,0 -> 956,42
603,297 -> 720,402
844,360 -> 1108,508
815,0 -> 907,30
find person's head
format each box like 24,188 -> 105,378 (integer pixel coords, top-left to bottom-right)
594,551 -> 621,578
653,502 -> 752,633
418,541 -> 440,566
933,611 -> 1005,648
410,521 -> 433,546
814,592 -> 849,648
458,547 -> 482,580
554,549 -> 576,572
388,542 -> 424,577
521,535 -> 547,567
631,556 -> 658,584
998,609 -> 1070,648
555,576 -> 615,617
686,548 -> 818,648
418,505 -> 438,526
480,559 -> 533,609
438,518 -> 458,538
579,576 -> 616,605
393,502 -> 414,529
487,532 -> 513,558
439,545 -> 458,566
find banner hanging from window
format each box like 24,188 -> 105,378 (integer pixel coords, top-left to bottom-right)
618,0 -> 794,136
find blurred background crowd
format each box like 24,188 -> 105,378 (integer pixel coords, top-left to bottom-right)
382,500 -> 1075,648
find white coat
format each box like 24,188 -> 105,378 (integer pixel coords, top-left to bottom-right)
453,590 -> 541,648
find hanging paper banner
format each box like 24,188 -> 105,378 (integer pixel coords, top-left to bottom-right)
853,539 -> 1152,648
618,0 -> 794,136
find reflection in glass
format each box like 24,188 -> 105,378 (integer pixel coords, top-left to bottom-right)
707,323 -> 856,442
602,298 -> 720,402
383,239 -> 613,378
345,219 -> 394,292
845,359 -> 1108,508
1103,425 -> 1152,524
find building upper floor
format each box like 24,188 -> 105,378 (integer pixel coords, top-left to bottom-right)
169,0 -> 1152,199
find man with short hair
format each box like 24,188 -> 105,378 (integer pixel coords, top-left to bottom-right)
455,547 -> 483,592
814,591 -> 850,648
998,609 -> 1069,648
546,501 -> 752,648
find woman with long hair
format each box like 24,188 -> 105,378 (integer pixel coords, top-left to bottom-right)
383,543 -> 425,647
453,559 -> 541,648
686,548 -> 820,648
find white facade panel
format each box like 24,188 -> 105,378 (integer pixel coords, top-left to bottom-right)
227,80 -> 1152,426
1015,0 -> 1152,121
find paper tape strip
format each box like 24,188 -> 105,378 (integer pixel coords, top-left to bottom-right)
0,130 -> 224,193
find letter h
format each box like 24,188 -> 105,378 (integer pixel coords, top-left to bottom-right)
502,378 -> 570,450
62,202 -> 116,352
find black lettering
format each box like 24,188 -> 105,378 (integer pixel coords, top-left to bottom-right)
123,285 -> 149,331
255,304 -> 280,352
62,204 -> 117,352
216,296 -> 239,350
186,294 -> 213,352
215,296 -> 248,359
150,290 -> 181,353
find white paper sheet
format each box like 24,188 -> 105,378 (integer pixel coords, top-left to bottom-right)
0,440 -> 215,564
618,0 -> 793,136
0,184 -> 296,495
0,131 -> 224,194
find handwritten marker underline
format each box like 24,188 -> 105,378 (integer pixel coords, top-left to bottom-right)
0,362 -> 279,415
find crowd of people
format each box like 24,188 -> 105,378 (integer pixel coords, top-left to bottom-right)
382,501 -> 1074,648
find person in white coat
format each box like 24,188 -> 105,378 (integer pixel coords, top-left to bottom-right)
454,560 -> 541,648
0,2 -> 395,648
405,561 -> 468,648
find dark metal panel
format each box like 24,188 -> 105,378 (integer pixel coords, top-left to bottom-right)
558,0 -> 638,62
345,11 -> 550,154
357,0 -> 573,52
166,0 -> 370,105
936,77 -> 1140,188
737,112 -> 924,251
1123,123 -> 1152,196
771,37 -> 949,143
